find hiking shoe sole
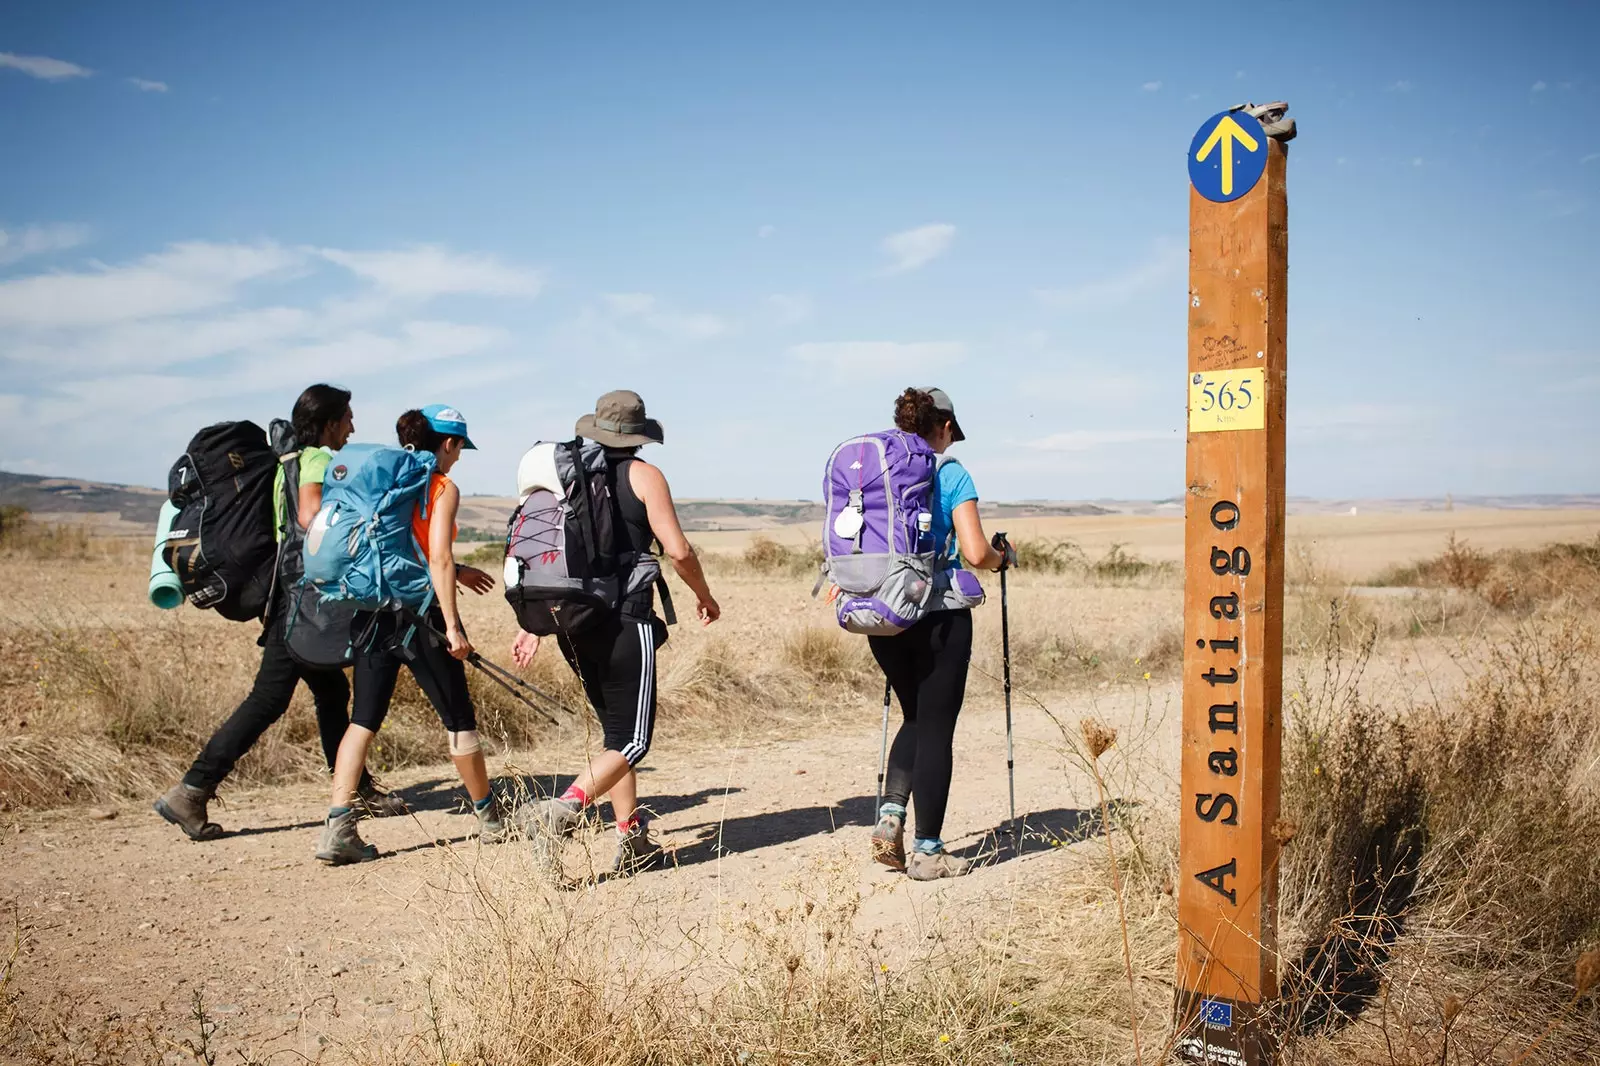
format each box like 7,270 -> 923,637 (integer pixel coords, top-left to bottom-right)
871,836 -> 906,871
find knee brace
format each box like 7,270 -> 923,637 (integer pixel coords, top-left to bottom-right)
448,730 -> 481,757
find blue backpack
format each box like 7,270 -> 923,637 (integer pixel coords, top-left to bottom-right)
301,444 -> 437,612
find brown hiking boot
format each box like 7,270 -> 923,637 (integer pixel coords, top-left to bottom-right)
870,812 -> 906,871
355,779 -> 407,818
906,849 -> 971,881
315,810 -> 378,866
154,783 -> 224,841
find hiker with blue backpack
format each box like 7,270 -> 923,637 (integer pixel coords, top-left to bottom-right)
506,390 -> 721,878
819,387 -> 1015,881
154,385 -> 405,841
309,406 -> 503,865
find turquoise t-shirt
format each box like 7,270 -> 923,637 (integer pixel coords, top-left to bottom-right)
930,458 -> 979,569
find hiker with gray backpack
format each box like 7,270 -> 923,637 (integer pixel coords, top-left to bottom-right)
307,406 -> 504,865
818,387 -> 1015,880
153,385 -> 403,841
506,390 -> 721,878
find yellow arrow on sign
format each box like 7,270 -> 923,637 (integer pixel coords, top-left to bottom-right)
1197,115 -> 1260,197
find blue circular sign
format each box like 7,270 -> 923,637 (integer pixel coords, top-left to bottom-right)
1187,110 -> 1269,203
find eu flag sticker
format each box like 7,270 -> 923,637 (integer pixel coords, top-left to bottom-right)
1200,999 -> 1234,1029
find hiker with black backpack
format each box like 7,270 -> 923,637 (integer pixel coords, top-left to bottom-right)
154,385 -> 404,840
506,390 -> 720,878
313,406 -> 504,865
818,387 -> 1015,881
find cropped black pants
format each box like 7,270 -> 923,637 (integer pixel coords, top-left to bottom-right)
867,608 -> 973,842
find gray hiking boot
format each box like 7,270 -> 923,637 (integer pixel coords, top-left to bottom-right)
515,797 -> 582,875
905,848 -> 971,881
315,810 -> 378,866
607,822 -> 660,878
516,797 -> 582,840
870,812 -> 906,871
154,783 -> 224,841
354,779 -> 407,818
476,793 -> 510,844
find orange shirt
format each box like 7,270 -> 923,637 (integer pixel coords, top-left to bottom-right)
411,473 -> 459,562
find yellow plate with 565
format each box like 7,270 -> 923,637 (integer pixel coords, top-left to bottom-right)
1189,368 -> 1265,433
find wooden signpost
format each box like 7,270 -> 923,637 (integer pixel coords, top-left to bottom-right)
1175,104 -> 1292,1065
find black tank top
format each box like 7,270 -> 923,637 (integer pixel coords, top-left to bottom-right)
604,450 -> 653,555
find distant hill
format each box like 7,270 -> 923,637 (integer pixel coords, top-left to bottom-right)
4,469 -> 1597,537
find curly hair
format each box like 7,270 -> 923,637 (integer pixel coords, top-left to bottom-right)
396,409 -> 447,453
893,387 -> 940,437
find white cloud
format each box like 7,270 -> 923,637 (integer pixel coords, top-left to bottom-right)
764,292 -> 812,326
1533,188 -> 1585,218
0,241 -> 303,328
0,222 -> 91,266
0,52 -> 91,81
880,223 -> 955,275
1389,79 -> 1413,92
1032,240 -> 1184,311
757,224 -> 776,239
1142,81 -> 1163,92
1581,153 -> 1599,165
317,245 -> 542,299
127,77 -> 169,93
1532,80 -> 1548,92
1413,157 -> 1425,167
1023,428 -> 1174,452
602,292 -> 728,340
789,341 -> 965,378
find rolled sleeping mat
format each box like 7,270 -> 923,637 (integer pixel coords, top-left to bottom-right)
149,499 -> 184,610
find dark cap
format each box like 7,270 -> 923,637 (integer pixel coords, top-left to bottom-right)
919,386 -> 965,443
575,389 -> 664,448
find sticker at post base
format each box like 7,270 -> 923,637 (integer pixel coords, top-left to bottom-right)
1189,368 -> 1266,433
1188,110 -> 1269,203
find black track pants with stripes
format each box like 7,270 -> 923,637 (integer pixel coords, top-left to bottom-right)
556,616 -> 659,766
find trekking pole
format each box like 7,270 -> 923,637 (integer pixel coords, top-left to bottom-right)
994,531 -> 1018,847
408,612 -> 573,724
875,679 -> 892,816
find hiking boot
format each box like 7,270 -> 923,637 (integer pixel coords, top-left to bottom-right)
315,810 -> 378,866
354,779 -> 407,818
476,793 -> 510,844
905,848 -> 970,881
515,797 -> 582,841
515,798 -> 581,875
154,783 -> 224,841
870,812 -> 906,871
607,822 -> 660,878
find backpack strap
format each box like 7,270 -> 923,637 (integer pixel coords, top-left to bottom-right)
566,440 -> 602,572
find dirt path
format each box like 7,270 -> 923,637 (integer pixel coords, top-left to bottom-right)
6,685 -> 1136,1063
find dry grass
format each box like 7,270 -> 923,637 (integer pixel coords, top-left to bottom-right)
0,507 -> 91,561
6,524 -> 1600,1063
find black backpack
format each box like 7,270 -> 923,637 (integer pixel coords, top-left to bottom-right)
272,419 -> 358,668
162,421 -> 278,622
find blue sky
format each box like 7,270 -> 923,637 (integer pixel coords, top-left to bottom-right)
1,1 -> 1596,501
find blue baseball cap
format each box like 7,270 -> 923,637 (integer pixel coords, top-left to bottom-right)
419,404 -> 477,449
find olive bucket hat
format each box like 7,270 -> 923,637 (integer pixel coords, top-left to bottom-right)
575,389 -> 665,448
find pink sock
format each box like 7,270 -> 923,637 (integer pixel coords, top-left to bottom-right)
560,784 -> 589,807
616,815 -> 640,836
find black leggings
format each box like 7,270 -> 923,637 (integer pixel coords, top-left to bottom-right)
184,612 -> 352,792
867,609 -> 973,842
556,616 -> 659,767
350,608 -> 476,733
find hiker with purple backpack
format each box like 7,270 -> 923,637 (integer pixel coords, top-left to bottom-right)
818,387 -> 1015,880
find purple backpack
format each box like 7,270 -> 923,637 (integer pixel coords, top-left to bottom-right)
818,430 -> 938,634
